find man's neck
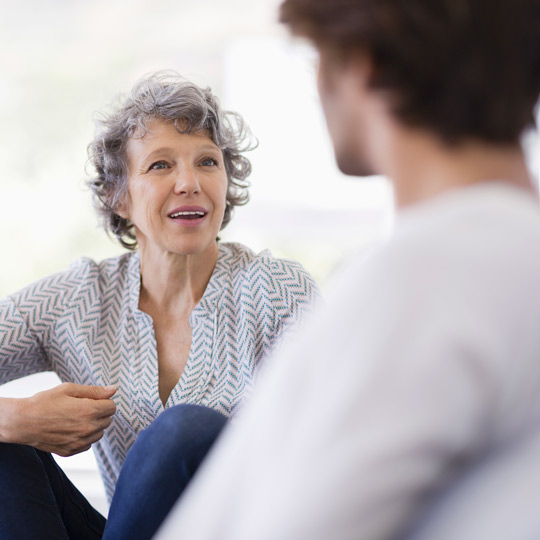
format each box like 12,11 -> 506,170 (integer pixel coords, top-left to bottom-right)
380,126 -> 534,209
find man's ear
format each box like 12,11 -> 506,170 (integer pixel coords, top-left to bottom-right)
318,46 -> 373,91
344,50 -> 374,96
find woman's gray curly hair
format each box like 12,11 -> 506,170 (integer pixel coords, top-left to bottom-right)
87,71 -> 255,249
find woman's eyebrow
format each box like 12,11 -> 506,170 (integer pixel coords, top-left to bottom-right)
140,145 -> 221,161
141,147 -> 175,160
198,144 -> 221,153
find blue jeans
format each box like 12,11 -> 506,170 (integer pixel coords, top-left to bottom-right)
0,404 -> 227,540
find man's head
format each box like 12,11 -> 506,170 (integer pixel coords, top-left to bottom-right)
280,0 -> 540,175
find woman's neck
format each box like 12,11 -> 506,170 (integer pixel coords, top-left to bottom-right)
137,241 -> 219,315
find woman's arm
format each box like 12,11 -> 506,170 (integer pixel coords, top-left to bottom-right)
0,262 -> 117,456
266,257 -> 321,352
0,296 -> 52,385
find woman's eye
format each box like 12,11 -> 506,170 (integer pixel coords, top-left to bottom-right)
200,157 -> 219,167
149,160 -> 170,171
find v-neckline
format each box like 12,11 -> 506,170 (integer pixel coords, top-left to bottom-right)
128,245 -> 231,413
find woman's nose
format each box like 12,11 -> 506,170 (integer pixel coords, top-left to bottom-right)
173,167 -> 201,195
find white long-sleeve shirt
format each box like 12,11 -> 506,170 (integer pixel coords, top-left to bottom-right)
155,182 -> 540,540
0,241 -> 319,501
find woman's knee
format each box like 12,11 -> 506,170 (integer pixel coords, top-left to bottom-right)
0,443 -> 40,474
130,404 -> 227,467
0,444 -> 64,494
146,404 -> 226,443
0,444 -> 52,502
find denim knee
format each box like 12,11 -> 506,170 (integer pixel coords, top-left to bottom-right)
0,443 -> 42,484
0,442 -> 36,462
103,405 -> 226,540
0,444 -> 105,539
140,403 -> 227,451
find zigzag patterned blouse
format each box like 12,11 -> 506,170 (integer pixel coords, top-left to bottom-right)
0,242 -> 320,501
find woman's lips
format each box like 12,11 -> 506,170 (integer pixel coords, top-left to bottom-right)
167,206 -> 208,227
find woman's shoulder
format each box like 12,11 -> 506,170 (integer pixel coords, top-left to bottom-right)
218,242 -> 320,298
4,252 -> 135,311
219,241 -> 309,276
63,251 -> 135,284
26,252 -> 134,298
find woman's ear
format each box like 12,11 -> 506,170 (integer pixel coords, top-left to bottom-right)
114,193 -> 130,220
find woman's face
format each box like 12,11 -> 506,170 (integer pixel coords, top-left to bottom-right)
120,119 -> 228,258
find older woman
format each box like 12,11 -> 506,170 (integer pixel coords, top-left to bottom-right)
0,71 -> 319,539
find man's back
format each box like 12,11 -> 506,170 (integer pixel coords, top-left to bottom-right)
154,1 -> 540,537
156,181 -> 540,539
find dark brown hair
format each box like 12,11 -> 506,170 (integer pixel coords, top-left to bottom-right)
280,0 -> 540,144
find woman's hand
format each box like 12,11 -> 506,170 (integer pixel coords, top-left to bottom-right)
0,383 -> 117,457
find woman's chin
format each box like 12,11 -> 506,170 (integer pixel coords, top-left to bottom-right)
159,239 -> 218,259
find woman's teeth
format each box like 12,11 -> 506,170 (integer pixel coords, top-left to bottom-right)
170,211 -> 205,219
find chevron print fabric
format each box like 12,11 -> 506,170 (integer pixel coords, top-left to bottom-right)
0,242 -> 320,501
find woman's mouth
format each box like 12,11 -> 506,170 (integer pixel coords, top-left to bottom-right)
169,210 -> 206,220
167,206 -> 208,226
